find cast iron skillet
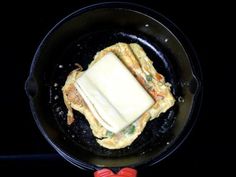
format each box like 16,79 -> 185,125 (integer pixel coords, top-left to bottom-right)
25,2 -> 202,175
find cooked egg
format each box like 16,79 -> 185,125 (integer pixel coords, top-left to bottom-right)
62,42 -> 175,149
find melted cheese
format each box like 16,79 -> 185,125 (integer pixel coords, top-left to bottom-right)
74,52 -> 154,133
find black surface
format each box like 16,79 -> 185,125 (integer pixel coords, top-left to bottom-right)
0,0 -> 234,176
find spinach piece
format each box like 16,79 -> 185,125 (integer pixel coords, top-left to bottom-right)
106,130 -> 114,137
146,74 -> 153,81
124,125 -> 136,134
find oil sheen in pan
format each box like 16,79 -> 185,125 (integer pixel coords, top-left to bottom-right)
49,30 -> 179,157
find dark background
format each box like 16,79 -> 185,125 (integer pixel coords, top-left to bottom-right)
0,0 -> 234,176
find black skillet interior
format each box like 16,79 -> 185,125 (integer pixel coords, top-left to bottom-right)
25,3 -> 202,170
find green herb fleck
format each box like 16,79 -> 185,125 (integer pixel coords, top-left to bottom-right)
124,125 -> 136,134
146,74 -> 153,82
106,130 -> 114,137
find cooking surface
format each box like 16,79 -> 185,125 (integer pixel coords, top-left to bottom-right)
0,0 -> 233,176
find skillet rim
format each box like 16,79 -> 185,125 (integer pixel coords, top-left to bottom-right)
25,1 -> 203,170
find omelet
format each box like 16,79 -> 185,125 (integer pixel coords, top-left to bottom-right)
62,43 -> 175,149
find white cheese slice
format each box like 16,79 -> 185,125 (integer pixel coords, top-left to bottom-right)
74,52 -> 154,133
75,75 -> 127,133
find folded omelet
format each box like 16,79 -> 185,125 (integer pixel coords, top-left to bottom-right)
62,43 -> 175,149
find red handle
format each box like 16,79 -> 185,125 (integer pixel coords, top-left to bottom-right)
94,168 -> 137,177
